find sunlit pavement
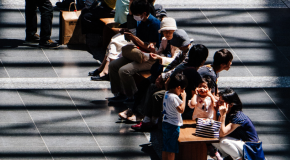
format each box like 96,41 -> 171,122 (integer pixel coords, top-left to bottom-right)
1,1 -> 290,160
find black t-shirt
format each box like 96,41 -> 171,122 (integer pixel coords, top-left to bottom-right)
180,67 -> 202,119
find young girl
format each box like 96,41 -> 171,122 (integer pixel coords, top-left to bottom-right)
162,73 -> 187,160
188,75 -> 222,160
188,75 -> 217,120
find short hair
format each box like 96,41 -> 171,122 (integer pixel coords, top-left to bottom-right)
188,44 -> 209,68
200,75 -> 214,90
168,73 -> 188,90
130,0 -> 150,16
213,49 -> 233,66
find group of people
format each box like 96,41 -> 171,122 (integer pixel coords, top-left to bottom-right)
24,0 -> 260,160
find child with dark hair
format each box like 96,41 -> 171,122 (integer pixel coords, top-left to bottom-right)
188,75 -> 217,120
162,73 -> 187,160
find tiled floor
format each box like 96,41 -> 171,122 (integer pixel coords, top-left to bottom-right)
1,1 -> 290,160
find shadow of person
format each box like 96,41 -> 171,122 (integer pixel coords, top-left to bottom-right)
0,39 -> 25,48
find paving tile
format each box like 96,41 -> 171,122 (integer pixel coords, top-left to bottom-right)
36,122 -> 98,147
0,147 -> 51,160
0,9 -> 25,39
88,122 -> 148,147
49,147 -> 105,160
0,89 -> 33,123
264,88 -> 290,109
48,56 -> 100,77
263,144 -> 290,160
0,47 -> 46,58
1,57 -> 57,78
17,89 -> 83,123
243,109 -> 287,121
0,123 -> 45,147
0,61 -> 9,78
102,146 -> 155,160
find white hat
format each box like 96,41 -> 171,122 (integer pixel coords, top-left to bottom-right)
158,17 -> 177,33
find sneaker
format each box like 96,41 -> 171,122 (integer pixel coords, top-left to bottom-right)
118,108 -> 133,120
88,68 -> 101,76
131,121 -> 156,130
39,39 -> 59,48
108,94 -> 127,103
25,34 -> 40,44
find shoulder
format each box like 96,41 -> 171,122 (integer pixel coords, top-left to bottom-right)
148,14 -> 160,25
231,111 -> 248,124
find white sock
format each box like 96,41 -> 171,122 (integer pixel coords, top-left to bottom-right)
143,116 -> 151,123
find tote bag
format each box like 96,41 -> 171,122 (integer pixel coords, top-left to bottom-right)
195,118 -> 221,138
243,141 -> 266,160
59,2 -> 86,44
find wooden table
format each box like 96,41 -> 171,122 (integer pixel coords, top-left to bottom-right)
176,120 -> 220,160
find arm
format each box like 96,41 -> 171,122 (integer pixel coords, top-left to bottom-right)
176,90 -> 186,113
189,89 -> 198,109
207,90 -> 216,108
123,32 -> 156,53
219,103 -> 240,137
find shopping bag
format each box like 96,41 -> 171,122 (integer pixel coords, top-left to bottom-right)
59,2 -> 86,44
195,118 -> 221,138
243,141 -> 266,160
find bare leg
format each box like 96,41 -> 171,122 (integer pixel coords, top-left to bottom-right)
162,151 -> 167,160
97,55 -> 108,72
99,58 -> 111,76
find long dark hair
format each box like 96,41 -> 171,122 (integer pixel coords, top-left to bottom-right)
219,88 -> 242,123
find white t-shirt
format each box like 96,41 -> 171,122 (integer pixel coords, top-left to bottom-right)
188,95 -> 214,120
162,91 -> 183,126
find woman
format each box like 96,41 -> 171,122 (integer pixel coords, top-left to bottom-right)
213,88 -> 259,160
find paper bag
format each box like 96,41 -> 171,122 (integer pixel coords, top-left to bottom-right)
59,2 -> 86,44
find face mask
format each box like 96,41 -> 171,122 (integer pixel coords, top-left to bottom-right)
133,15 -> 143,21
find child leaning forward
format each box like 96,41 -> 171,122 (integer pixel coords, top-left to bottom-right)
162,73 -> 188,160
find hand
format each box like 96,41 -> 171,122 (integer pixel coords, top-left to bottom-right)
155,75 -> 164,89
148,43 -> 155,50
206,90 -> 212,96
219,103 -> 228,117
194,88 -> 199,95
150,53 -> 159,60
180,90 -> 186,99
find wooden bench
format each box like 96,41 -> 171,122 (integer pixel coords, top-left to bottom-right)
176,120 -> 219,160
99,18 -> 120,48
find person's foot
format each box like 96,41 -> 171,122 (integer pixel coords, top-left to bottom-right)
25,34 -> 40,44
131,121 -> 157,130
39,39 -> 59,48
118,108 -> 133,120
91,74 -> 110,81
108,94 -> 127,103
127,114 -> 143,122
88,68 -> 101,76
212,152 -> 223,160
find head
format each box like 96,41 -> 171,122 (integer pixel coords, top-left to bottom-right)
218,88 -> 242,115
197,76 -> 214,97
170,29 -> 191,52
187,44 -> 209,68
159,17 -> 177,40
168,73 -> 188,96
130,0 -> 150,21
154,4 -> 167,21
213,49 -> 233,71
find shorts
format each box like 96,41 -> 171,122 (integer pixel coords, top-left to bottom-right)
162,122 -> 180,153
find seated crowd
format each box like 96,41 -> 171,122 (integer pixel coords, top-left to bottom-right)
54,0 -> 261,160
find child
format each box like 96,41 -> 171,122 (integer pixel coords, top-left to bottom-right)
188,75 -> 223,160
189,75 -> 217,120
162,73 -> 187,160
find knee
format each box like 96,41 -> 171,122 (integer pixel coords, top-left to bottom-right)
118,66 -> 130,78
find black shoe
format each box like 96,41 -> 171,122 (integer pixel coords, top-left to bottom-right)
25,34 -> 40,44
39,39 -> 59,48
88,68 -> 101,76
91,74 -> 110,81
108,94 -> 127,103
123,98 -> 135,105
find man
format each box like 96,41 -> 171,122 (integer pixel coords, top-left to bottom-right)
108,0 -> 161,103
25,0 -> 59,48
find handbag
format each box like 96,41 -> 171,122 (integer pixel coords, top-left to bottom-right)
195,118 -> 221,138
243,141 -> 265,160
59,2 -> 86,44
